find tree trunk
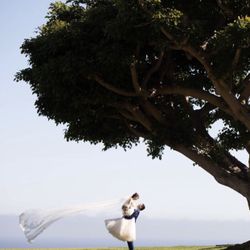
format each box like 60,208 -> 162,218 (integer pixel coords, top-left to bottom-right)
225,241 -> 250,250
172,144 -> 250,208
173,144 -> 250,248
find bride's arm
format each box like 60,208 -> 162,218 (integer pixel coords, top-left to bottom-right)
122,193 -> 139,210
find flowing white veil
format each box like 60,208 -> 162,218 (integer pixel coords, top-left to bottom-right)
19,197 -> 127,243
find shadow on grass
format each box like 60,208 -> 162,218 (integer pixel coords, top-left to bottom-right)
199,246 -> 231,250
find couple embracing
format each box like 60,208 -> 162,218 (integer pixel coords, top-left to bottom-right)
105,192 -> 145,250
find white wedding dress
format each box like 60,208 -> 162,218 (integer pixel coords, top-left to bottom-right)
19,198 -> 128,242
104,197 -> 137,242
105,216 -> 136,242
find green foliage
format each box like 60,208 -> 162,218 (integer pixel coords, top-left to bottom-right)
207,16 -> 250,77
16,0 -> 250,159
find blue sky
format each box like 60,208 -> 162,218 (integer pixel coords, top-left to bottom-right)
0,0 -> 250,246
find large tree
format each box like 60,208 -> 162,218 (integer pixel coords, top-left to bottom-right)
17,0 -> 250,241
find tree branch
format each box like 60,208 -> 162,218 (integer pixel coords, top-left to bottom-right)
124,119 -> 148,138
232,48 -> 241,70
216,79 -> 250,130
222,48 -> 242,82
160,27 -> 175,41
239,74 -> 250,105
224,151 -> 249,178
160,27 -> 214,79
246,141 -> 250,169
183,46 -> 250,129
154,85 -> 232,116
125,104 -> 152,131
141,100 -> 166,124
91,74 -> 138,97
160,27 -> 250,129
119,110 -> 138,122
142,50 -> 165,88
130,62 -> 142,94
173,144 -> 250,199
173,45 -> 250,129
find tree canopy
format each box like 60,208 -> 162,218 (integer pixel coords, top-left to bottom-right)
16,0 -> 250,205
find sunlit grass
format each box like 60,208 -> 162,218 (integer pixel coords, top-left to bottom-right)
0,246 -> 228,250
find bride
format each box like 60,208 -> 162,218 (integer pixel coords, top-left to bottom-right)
105,192 -> 145,250
19,192 -> 145,249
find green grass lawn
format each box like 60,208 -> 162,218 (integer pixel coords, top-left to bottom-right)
78,247 -> 227,250
0,246 -> 229,250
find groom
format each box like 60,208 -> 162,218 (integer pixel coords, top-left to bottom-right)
122,193 -> 145,250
